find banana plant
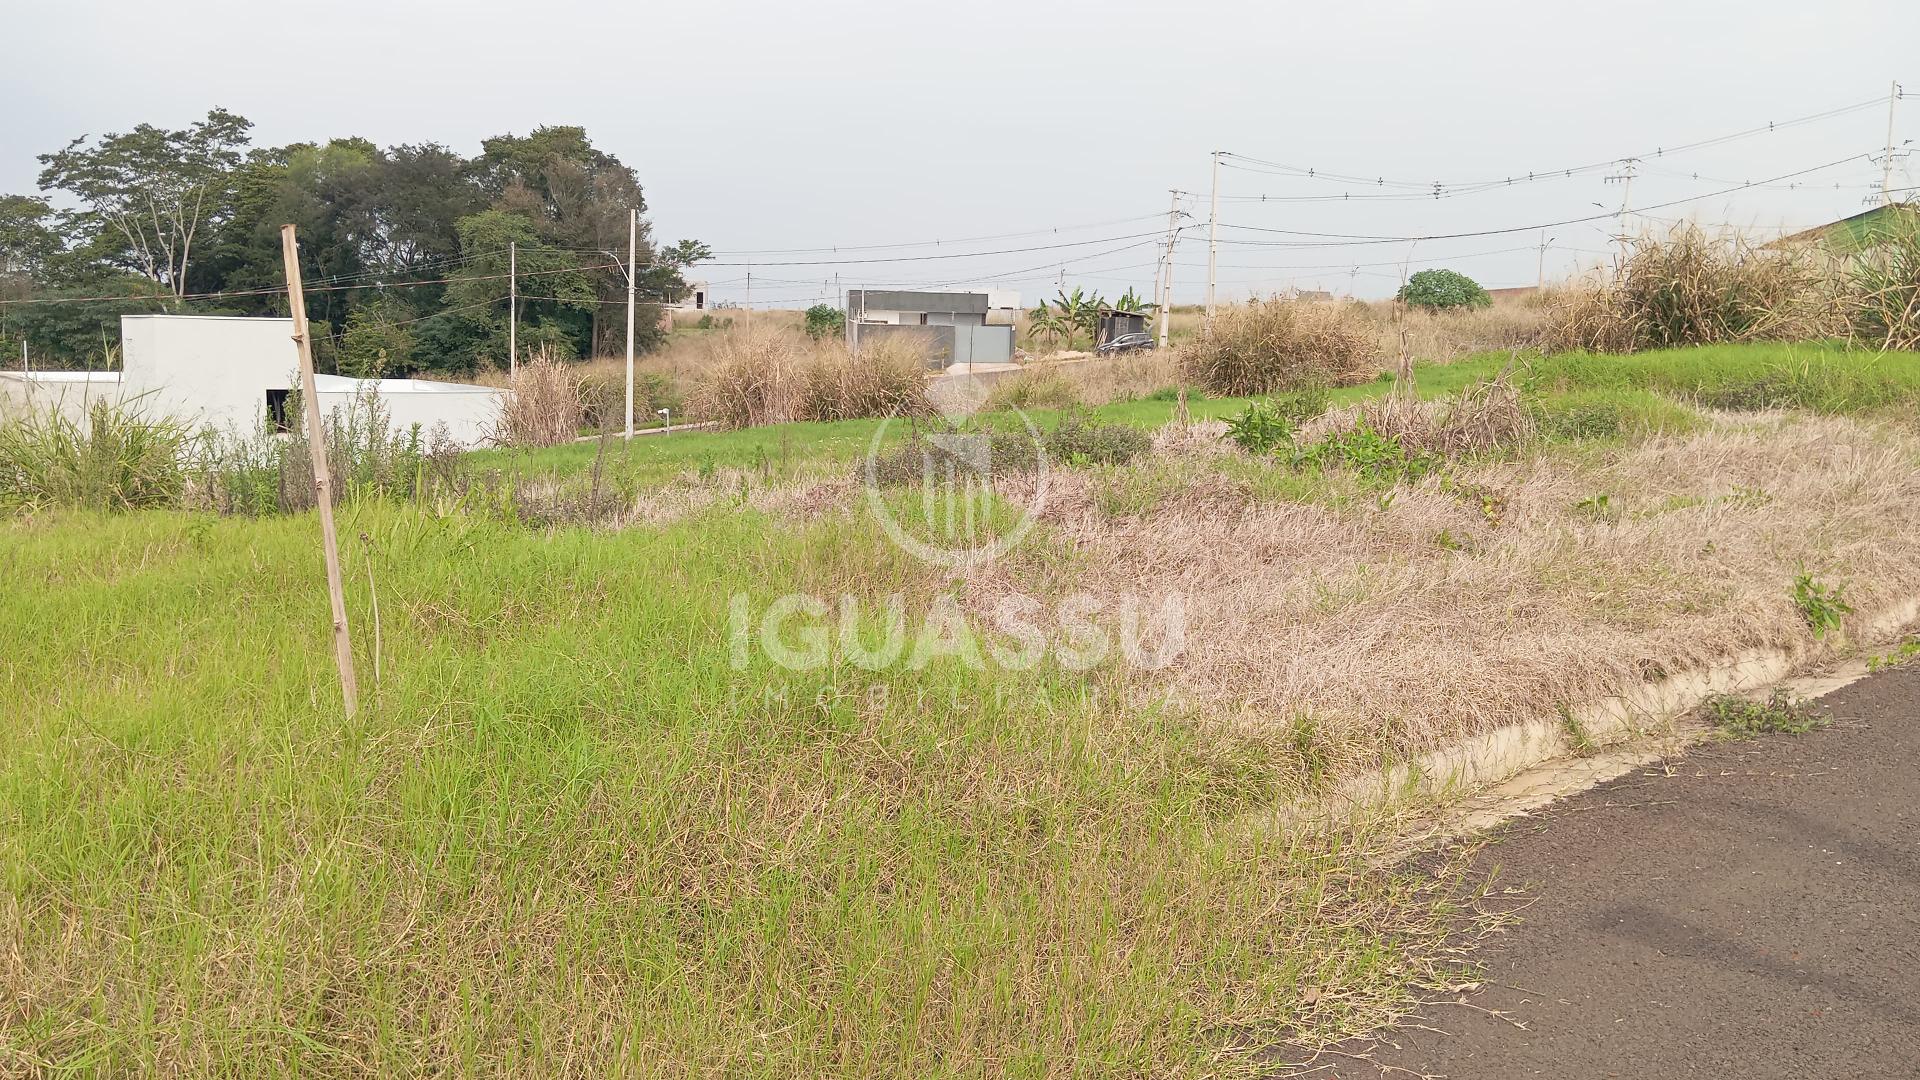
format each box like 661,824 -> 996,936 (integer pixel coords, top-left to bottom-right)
1114,287 -> 1157,314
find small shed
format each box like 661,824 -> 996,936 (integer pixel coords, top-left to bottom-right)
1095,308 -> 1151,346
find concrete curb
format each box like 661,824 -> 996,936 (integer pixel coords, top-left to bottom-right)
1302,596 -> 1920,836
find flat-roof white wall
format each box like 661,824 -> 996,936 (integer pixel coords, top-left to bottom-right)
121,314 -> 299,435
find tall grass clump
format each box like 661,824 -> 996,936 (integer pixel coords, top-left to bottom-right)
0,399 -> 191,512
689,330 -> 932,429
1179,297 -> 1377,395
1846,223 -> 1920,350
686,332 -> 805,429
496,351 -> 584,448
1545,225 -> 1837,353
799,335 -> 932,421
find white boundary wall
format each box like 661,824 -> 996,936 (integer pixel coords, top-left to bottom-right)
0,316 -> 505,448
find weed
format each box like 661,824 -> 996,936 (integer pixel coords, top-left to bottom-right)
1865,639 -> 1920,673
1702,691 -> 1829,737
1573,492 -> 1614,518
1179,298 -> 1378,395
1791,572 -> 1853,639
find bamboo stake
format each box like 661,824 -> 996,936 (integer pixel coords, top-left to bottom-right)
279,224 -> 359,717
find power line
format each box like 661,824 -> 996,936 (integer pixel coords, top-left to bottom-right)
703,212 -> 1170,257
701,230 -> 1170,267
1207,153 -> 1872,249
1214,93 -> 1889,198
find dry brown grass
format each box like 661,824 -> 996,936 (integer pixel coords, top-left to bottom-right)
1544,226 -> 1843,353
1351,295 -> 1552,363
494,352 -> 584,448
1179,298 -> 1379,395
963,411 -> 1920,782
685,329 -> 933,429
1305,364 -> 1536,457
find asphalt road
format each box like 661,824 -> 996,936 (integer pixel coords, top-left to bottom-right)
1338,663 -> 1920,1079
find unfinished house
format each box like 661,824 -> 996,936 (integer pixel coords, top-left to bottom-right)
845,289 -> 1020,368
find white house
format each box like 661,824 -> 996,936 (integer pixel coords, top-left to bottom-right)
0,315 -> 505,447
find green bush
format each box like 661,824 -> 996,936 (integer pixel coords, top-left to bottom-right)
803,303 -> 846,341
1397,269 -> 1492,311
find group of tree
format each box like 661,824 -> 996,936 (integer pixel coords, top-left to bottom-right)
1024,285 -> 1154,350
0,109 -> 708,375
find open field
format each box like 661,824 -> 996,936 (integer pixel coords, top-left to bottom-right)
4,340 -> 1920,1075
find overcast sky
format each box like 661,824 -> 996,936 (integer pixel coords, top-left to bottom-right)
4,0 -> 1915,306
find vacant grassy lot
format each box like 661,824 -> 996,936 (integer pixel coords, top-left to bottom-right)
3,340 -> 1918,1076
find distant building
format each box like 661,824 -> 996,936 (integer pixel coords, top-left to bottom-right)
846,289 -> 1020,368
1768,202 -> 1920,255
1095,308 -> 1151,346
667,279 -> 710,311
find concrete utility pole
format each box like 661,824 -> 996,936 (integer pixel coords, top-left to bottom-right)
508,241 -> 518,377
1157,189 -> 1181,348
1883,81 -> 1902,207
278,224 -> 358,719
1206,151 -> 1223,331
1603,158 -> 1639,269
1536,230 -> 1554,289
624,206 -> 637,439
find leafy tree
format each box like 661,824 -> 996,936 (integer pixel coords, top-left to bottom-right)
338,302 -> 416,377
1113,286 -> 1156,314
36,108 -> 253,306
443,210 -> 595,369
803,303 -> 845,340
0,195 -> 64,278
1025,302 -> 1067,350
1396,268 -> 1492,311
1050,287 -> 1105,349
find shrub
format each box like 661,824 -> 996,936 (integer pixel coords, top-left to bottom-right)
496,353 -> 585,448
803,303 -> 846,341
1224,400 -> 1295,455
689,331 -> 932,430
799,336 -> 932,422
0,400 -> 191,512
985,369 -> 1081,411
1290,421 -> 1438,482
1179,298 -> 1377,395
1544,226 -> 1837,353
687,334 -> 805,429
579,369 -> 681,432
1845,222 -> 1920,350
1045,409 -> 1151,466
1397,269 -> 1491,311
1224,387 -> 1328,454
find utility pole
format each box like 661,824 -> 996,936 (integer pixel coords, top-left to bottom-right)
1883,80 -> 1902,207
508,241 -> 517,377
1157,190 -> 1180,348
277,224 -> 358,719
1603,158 -> 1638,269
1536,230 -> 1553,289
744,268 -> 752,331
624,206 -> 637,439
1206,150 -> 1222,331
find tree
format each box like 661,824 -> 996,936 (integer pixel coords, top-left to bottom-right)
443,210 -> 595,370
1396,268 -> 1492,311
1113,286 -> 1157,314
803,303 -> 845,340
36,108 -> 252,306
1025,302 -> 1067,350
1050,287 -> 1104,349
0,195 -> 64,278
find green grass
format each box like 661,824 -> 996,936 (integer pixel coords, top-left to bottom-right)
7,339 -> 1914,1074
0,504 -> 1473,1076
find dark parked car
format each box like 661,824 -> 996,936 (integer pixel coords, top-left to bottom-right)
1096,332 -> 1154,355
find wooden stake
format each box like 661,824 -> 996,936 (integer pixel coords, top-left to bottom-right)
279,224 -> 360,717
